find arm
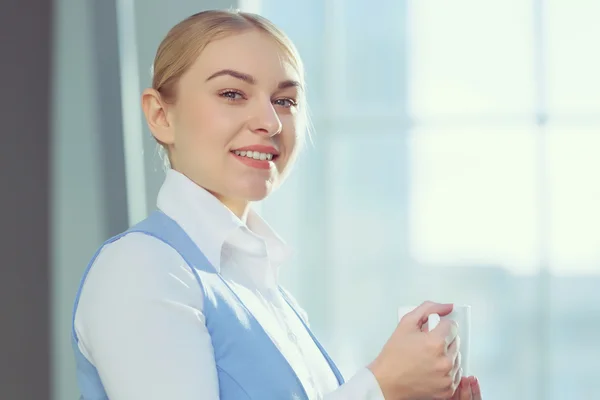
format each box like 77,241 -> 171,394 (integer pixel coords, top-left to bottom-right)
74,234 -> 220,400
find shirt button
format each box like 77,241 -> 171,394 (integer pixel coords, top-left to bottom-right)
287,330 -> 297,343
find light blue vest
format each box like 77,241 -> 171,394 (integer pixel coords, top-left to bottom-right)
71,210 -> 345,399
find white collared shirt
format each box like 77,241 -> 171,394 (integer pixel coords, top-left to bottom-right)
74,169 -> 385,400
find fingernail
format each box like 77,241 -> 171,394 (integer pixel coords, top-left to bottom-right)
471,377 -> 478,386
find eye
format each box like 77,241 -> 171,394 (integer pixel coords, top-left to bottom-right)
273,98 -> 298,108
219,90 -> 245,101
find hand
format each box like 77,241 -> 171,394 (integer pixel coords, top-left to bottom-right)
449,376 -> 482,400
368,301 -> 462,400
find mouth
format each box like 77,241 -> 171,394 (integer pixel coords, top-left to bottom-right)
230,149 -> 280,170
230,149 -> 278,161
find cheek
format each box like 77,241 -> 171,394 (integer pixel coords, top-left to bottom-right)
177,100 -> 235,147
285,115 -> 303,149
280,120 -> 301,164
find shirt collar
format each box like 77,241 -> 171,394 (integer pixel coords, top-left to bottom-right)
156,169 -> 292,272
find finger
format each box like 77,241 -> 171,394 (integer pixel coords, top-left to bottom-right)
459,377 -> 473,400
447,335 -> 461,360
450,387 -> 461,400
446,338 -> 460,378
448,353 -> 461,394
453,366 -> 462,389
420,315 -> 431,333
451,351 -> 462,377
431,318 -> 459,347
449,376 -> 466,400
406,301 -> 453,328
470,376 -> 481,400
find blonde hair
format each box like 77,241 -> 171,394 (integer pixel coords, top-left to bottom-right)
149,9 -> 308,169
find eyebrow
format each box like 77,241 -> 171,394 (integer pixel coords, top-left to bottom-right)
205,69 -> 302,90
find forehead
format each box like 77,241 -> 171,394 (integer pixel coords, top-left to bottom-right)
190,30 -> 301,85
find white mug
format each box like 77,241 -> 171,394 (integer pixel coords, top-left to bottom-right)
397,304 -> 471,375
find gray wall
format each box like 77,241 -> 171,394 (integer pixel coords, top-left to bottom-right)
0,1 -> 52,399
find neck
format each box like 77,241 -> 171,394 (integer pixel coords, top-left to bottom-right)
214,194 -> 250,223
171,168 -> 250,222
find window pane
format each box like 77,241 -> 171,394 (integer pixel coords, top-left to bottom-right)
409,126 -> 539,273
545,0 -> 600,114
408,0 -> 535,118
546,125 -> 600,273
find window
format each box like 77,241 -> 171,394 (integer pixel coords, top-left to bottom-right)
409,126 -> 540,273
259,1 -> 600,398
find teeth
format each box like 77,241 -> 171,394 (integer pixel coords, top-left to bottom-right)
233,150 -> 274,161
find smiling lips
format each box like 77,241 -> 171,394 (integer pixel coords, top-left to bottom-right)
230,144 -> 279,170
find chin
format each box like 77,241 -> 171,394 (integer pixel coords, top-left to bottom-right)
245,192 -> 269,202
234,180 -> 273,202
244,186 -> 271,201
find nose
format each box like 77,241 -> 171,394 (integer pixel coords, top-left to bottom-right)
247,98 -> 282,137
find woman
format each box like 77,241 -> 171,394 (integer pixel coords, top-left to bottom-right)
71,9 -> 482,400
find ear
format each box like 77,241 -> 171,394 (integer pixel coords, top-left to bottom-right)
141,88 -> 174,145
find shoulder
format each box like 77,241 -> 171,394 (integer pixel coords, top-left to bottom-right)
86,232 -> 189,284
95,231 -> 182,269
280,286 -> 310,325
77,232 -> 201,313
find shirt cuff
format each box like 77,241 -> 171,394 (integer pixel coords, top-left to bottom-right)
324,367 -> 385,400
